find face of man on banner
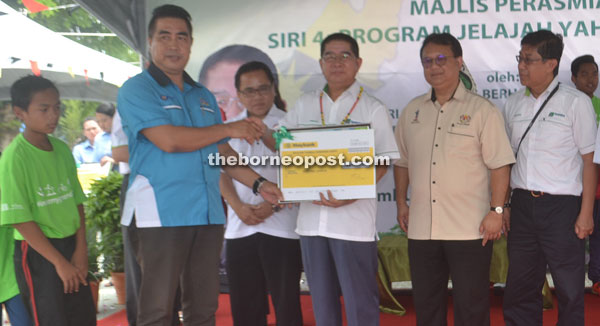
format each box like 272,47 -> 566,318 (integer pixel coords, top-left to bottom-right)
204,61 -> 245,120
149,17 -> 193,77
517,45 -> 557,91
421,43 -> 463,90
320,40 -> 362,89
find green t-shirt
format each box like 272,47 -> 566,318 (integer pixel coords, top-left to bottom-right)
593,96 -> 600,122
0,226 -> 19,303
0,134 -> 86,240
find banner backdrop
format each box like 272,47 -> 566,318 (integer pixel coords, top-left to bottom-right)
147,0 -> 600,232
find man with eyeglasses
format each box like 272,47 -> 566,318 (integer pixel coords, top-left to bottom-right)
394,32 -> 515,325
276,32 -> 400,326
501,31 -> 597,326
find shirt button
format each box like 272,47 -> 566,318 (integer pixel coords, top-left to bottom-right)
432,181 -> 436,184
437,127 -> 441,130
433,199 -> 436,203
435,144 -> 438,147
440,110 -> 444,113
433,162 -> 436,165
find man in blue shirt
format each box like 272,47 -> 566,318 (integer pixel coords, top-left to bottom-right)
71,117 -> 100,164
118,5 -> 283,326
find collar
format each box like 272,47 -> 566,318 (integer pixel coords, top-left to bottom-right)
525,77 -> 559,97
426,80 -> 465,103
147,62 -> 198,88
322,80 -> 361,100
81,139 -> 93,148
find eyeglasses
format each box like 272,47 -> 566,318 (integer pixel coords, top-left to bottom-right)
516,55 -> 543,65
421,54 -> 454,68
322,52 -> 355,63
239,84 -> 273,98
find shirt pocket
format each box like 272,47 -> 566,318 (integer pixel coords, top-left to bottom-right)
508,117 -> 531,149
162,102 -> 187,126
446,124 -> 477,156
538,115 -> 572,147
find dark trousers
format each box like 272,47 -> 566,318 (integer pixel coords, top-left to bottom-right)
13,236 -> 96,326
408,239 -> 492,326
134,225 -> 224,326
588,199 -> 600,284
225,233 -> 303,326
300,236 -> 379,326
504,189 -> 585,326
121,175 -> 181,326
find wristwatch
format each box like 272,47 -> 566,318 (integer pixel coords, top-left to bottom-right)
491,206 -> 504,214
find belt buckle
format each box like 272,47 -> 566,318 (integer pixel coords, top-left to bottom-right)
530,191 -> 544,198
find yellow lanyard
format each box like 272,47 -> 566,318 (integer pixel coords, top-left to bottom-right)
319,86 -> 363,125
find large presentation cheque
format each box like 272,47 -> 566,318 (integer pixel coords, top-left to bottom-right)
278,124 -> 376,202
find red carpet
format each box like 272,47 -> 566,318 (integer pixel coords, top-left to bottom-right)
98,293 -> 600,325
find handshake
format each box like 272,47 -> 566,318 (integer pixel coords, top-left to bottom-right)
226,116 -> 271,145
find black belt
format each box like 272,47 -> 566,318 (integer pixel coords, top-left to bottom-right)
514,188 -> 550,197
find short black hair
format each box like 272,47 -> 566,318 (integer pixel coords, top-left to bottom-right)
235,61 -> 274,90
571,55 -> 598,77
234,61 -> 285,111
321,33 -> 359,58
82,117 -> 97,125
148,4 -> 192,38
10,75 -> 58,111
521,30 -> 563,77
420,33 -> 463,58
96,103 -> 115,117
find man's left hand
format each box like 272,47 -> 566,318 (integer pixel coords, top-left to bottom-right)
312,190 -> 357,208
575,213 -> 594,239
479,211 -> 503,246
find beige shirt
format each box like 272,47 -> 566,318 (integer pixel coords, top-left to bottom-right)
395,82 -> 515,240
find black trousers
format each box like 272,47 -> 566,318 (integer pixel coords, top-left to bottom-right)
134,225 -> 224,326
225,233 -> 303,326
504,189 -> 585,326
14,236 -> 96,326
408,239 -> 493,326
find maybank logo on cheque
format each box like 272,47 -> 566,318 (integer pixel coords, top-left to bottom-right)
283,142 -> 318,149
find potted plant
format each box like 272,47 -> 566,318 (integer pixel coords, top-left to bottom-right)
86,225 -> 102,312
84,171 -> 126,304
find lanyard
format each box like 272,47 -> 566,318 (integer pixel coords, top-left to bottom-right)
319,86 -> 363,125
515,83 -> 560,158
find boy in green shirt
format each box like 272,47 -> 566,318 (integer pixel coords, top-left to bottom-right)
0,75 -> 95,325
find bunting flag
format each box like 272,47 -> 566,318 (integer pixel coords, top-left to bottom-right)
68,66 -> 74,78
84,69 -> 89,86
22,0 -> 49,13
29,60 -> 41,76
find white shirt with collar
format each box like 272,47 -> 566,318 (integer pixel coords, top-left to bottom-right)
110,111 -> 131,175
502,77 -> 597,196
224,107 -> 299,240
279,81 -> 400,242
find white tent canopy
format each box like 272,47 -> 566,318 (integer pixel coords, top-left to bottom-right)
0,1 -> 141,102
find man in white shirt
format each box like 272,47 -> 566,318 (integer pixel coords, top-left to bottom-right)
278,33 -> 400,326
502,30 -> 597,326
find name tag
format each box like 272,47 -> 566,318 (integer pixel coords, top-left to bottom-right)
162,105 -> 182,110
201,107 -> 215,113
